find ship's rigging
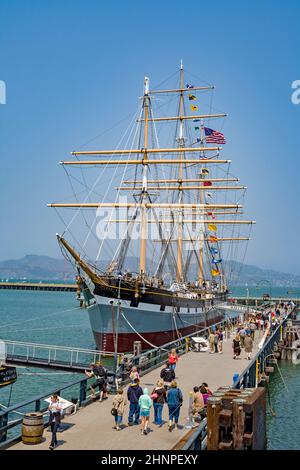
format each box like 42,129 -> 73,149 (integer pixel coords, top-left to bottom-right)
49,64 -> 255,291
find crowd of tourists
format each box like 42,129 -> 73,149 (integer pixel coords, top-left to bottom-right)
111,349 -> 185,434
231,301 -> 293,360
46,300 -> 294,447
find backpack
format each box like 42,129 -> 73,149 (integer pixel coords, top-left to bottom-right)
177,389 -> 183,406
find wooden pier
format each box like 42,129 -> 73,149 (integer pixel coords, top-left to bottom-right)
0,282 -> 77,292
8,331 -> 265,451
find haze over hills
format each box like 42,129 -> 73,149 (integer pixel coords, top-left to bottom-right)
0,255 -> 299,287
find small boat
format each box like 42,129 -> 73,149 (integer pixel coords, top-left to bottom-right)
0,366 -> 17,388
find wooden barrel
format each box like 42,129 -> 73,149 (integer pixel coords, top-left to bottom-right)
22,412 -> 44,444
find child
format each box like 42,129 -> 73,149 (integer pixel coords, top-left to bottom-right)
112,388 -> 127,430
138,388 -> 152,435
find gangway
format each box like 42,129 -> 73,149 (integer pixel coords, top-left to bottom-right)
0,339 -> 115,372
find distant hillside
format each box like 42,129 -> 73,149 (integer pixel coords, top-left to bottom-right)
0,255 -> 74,280
226,261 -> 300,287
0,255 -> 299,287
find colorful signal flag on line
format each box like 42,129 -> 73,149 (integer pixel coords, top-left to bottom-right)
190,105 -> 198,111
211,269 -> 220,277
208,224 -> 217,232
188,94 -> 197,100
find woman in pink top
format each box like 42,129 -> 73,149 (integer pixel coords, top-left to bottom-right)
168,349 -> 179,371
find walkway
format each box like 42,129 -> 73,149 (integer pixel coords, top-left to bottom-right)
11,329 -> 262,451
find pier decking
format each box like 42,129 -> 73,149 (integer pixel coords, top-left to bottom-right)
10,332 -> 262,451
0,282 -> 76,292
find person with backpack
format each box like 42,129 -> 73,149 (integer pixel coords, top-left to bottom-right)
151,379 -> 167,427
160,362 -> 175,390
111,388 -> 126,431
138,388 -> 152,435
85,362 -> 108,400
127,378 -> 143,426
166,380 -> 183,432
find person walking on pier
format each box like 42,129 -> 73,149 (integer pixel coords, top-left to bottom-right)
214,331 -> 219,353
127,378 -> 143,426
168,349 -> 179,372
208,331 -> 215,354
138,388 -> 152,435
166,380 -> 183,432
233,334 -> 241,359
250,321 -> 257,341
218,329 -> 224,354
112,388 -> 127,431
244,333 -> 253,360
151,379 -> 166,427
239,326 -> 246,348
160,362 -> 175,390
48,394 -> 62,450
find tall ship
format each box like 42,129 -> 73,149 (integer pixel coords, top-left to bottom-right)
48,63 -> 255,353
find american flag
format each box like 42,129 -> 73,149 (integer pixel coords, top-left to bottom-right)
204,127 -> 226,144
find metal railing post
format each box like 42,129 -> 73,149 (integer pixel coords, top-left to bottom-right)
0,412 -> 8,443
79,379 -> 87,404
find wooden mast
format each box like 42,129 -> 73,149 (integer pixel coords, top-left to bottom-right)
198,119 -> 205,284
176,61 -> 184,282
139,77 -> 150,275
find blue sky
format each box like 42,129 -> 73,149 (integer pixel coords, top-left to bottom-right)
0,0 -> 299,273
